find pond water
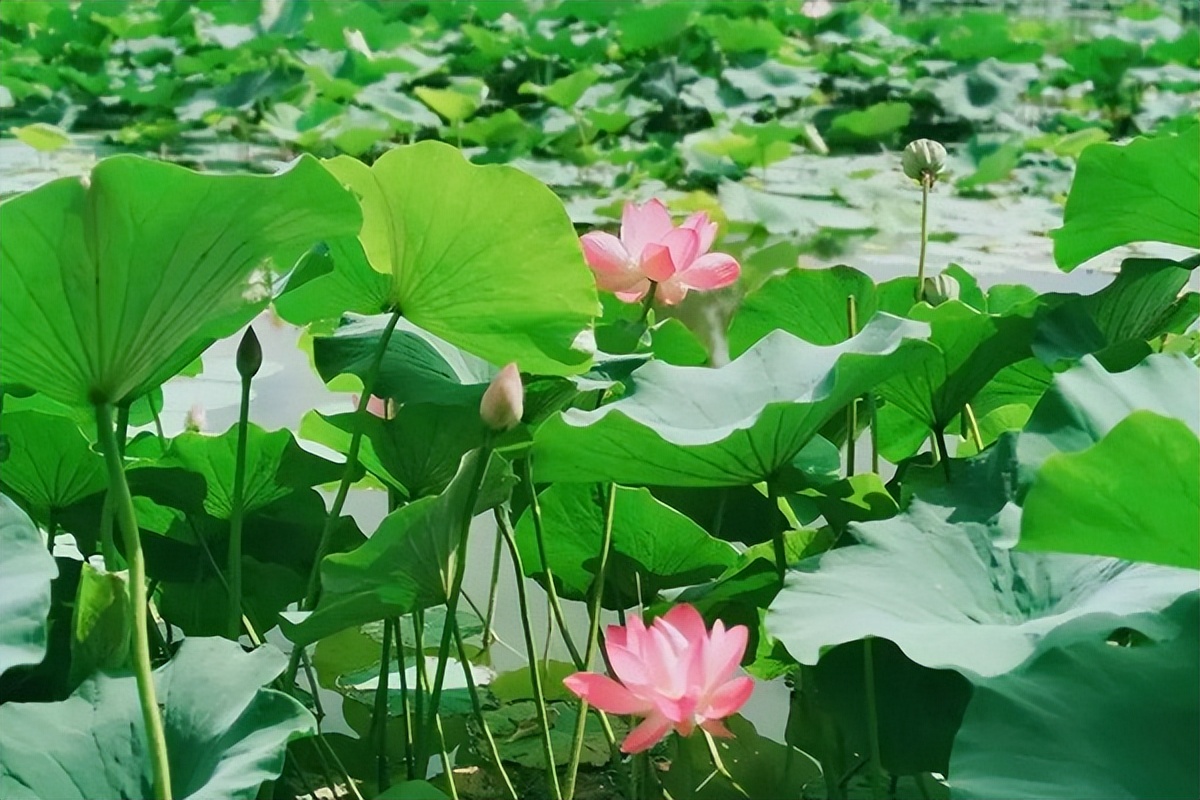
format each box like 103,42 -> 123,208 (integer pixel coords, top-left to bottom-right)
3,131 -> 1194,750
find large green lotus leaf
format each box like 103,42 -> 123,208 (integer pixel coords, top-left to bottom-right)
514,483 -> 738,610
766,501 -> 1198,678
877,299 -> 1040,435
316,142 -> 597,374
0,410 -> 106,513
1033,255 -> 1199,367
282,450 -> 511,646
302,404 -> 485,501
0,155 -> 360,406
274,238 -> 392,323
145,424 -> 346,519
531,314 -> 935,487
949,592 -> 1200,800
312,314 -> 493,406
0,495 -> 57,677
1051,125 -> 1199,271
0,638 -> 314,800
1020,412 -> 1199,569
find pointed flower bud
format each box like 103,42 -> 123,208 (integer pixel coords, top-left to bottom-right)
902,139 -> 947,184
480,363 -> 524,432
236,326 -> 262,380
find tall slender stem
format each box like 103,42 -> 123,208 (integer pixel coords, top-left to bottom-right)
96,403 -> 172,800
412,610 -> 427,778
452,619 -> 518,800
915,176 -> 931,301
498,503 -> 563,800
565,484 -> 618,800
846,296 -> 859,477
522,458 -> 584,668
226,373 -> 252,640
434,713 -> 460,800
420,446 -> 493,775
637,282 -> 658,327
863,637 -> 887,800
867,393 -> 880,474
933,428 -> 952,482
286,309 -> 402,690
481,529 -> 503,651
963,402 -> 984,452
394,617 -> 414,781
373,617 -> 394,792
703,730 -> 751,798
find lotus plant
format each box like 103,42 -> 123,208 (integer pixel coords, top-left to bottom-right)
580,199 -> 741,306
563,603 -> 754,753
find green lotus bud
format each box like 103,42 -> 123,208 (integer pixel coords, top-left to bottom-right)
902,139 -> 947,184
480,363 -> 524,432
236,326 -> 262,380
921,272 -> 961,307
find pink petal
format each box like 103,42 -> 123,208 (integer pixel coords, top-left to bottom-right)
655,277 -> 689,306
700,718 -> 735,738
621,199 -> 674,257
659,227 -> 702,275
614,279 -> 652,303
704,623 -> 749,687
581,231 -> 641,292
681,212 -> 717,253
607,642 -> 652,690
678,252 -> 740,291
640,243 -> 677,283
659,604 -> 708,644
605,623 -> 628,651
704,676 -> 754,720
621,714 -> 674,754
563,673 -> 652,715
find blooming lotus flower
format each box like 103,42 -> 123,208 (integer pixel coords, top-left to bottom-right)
563,604 -> 753,753
580,199 -> 741,305
480,363 -> 524,432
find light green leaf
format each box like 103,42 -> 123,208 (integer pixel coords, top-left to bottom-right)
1021,411 -> 1199,569
767,501 -> 1198,678
532,315 -> 934,487
0,410 -> 106,513
1051,125 -> 1200,271
69,563 -> 130,686
0,638 -> 314,800
829,102 -> 912,141
0,155 -> 360,406
316,143 -> 597,374
11,123 -> 70,152
949,592 -> 1199,800
0,495 -> 56,677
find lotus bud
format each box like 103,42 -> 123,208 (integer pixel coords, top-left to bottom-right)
921,272 -> 961,307
184,404 -> 207,433
902,139 -> 947,185
480,363 -> 524,432
236,326 -> 262,380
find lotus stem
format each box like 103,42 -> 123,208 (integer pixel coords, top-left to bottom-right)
916,176 -> 931,302
522,457 -> 584,668
933,428 -> 952,482
452,618 -> 519,800
862,637 -> 888,800
394,617 -> 414,781
867,393 -> 880,474
703,729 -> 751,798
96,403 -> 172,800
963,402 -> 984,452
435,712 -> 460,800
498,502 -> 564,800
372,616 -> 394,792
420,445 -> 493,775
412,609 -> 426,780
637,281 -> 658,327
226,371 -> 253,640
565,483 -> 618,799
286,308 -> 402,691
482,529 -> 503,651
846,296 -> 859,477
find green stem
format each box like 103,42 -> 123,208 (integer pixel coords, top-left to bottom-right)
452,619 -> 518,800
498,503 -> 564,800
847,297 -> 859,476
434,713 -> 460,800
420,446 -> 493,775
412,610 -> 426,778
963,402 -> 984,452
394,618 -> 414,782
703,730 -> 750,798
373,616 -> 394,792
226,374 -> 252,640
867,393 -> 880,474
637,281 -> 658,327
522,458 -> 584,668
933,428 -> 952,482
286,309 -> 402,690
565,484 -> 617,799
97,403 -> 172,800
916,176 -> 930,301
481,529 -> 503,652
863,637 -> 887,800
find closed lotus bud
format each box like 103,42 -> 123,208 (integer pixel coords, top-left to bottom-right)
902,139 -> 947,184
921,273 -> 961,307
480,363 -> 524,432
184,404 -> 206,433
236,326 -> 262,379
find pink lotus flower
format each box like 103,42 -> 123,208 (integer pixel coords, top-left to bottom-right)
563,604 -> 753,753
580,199 -> 741,305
